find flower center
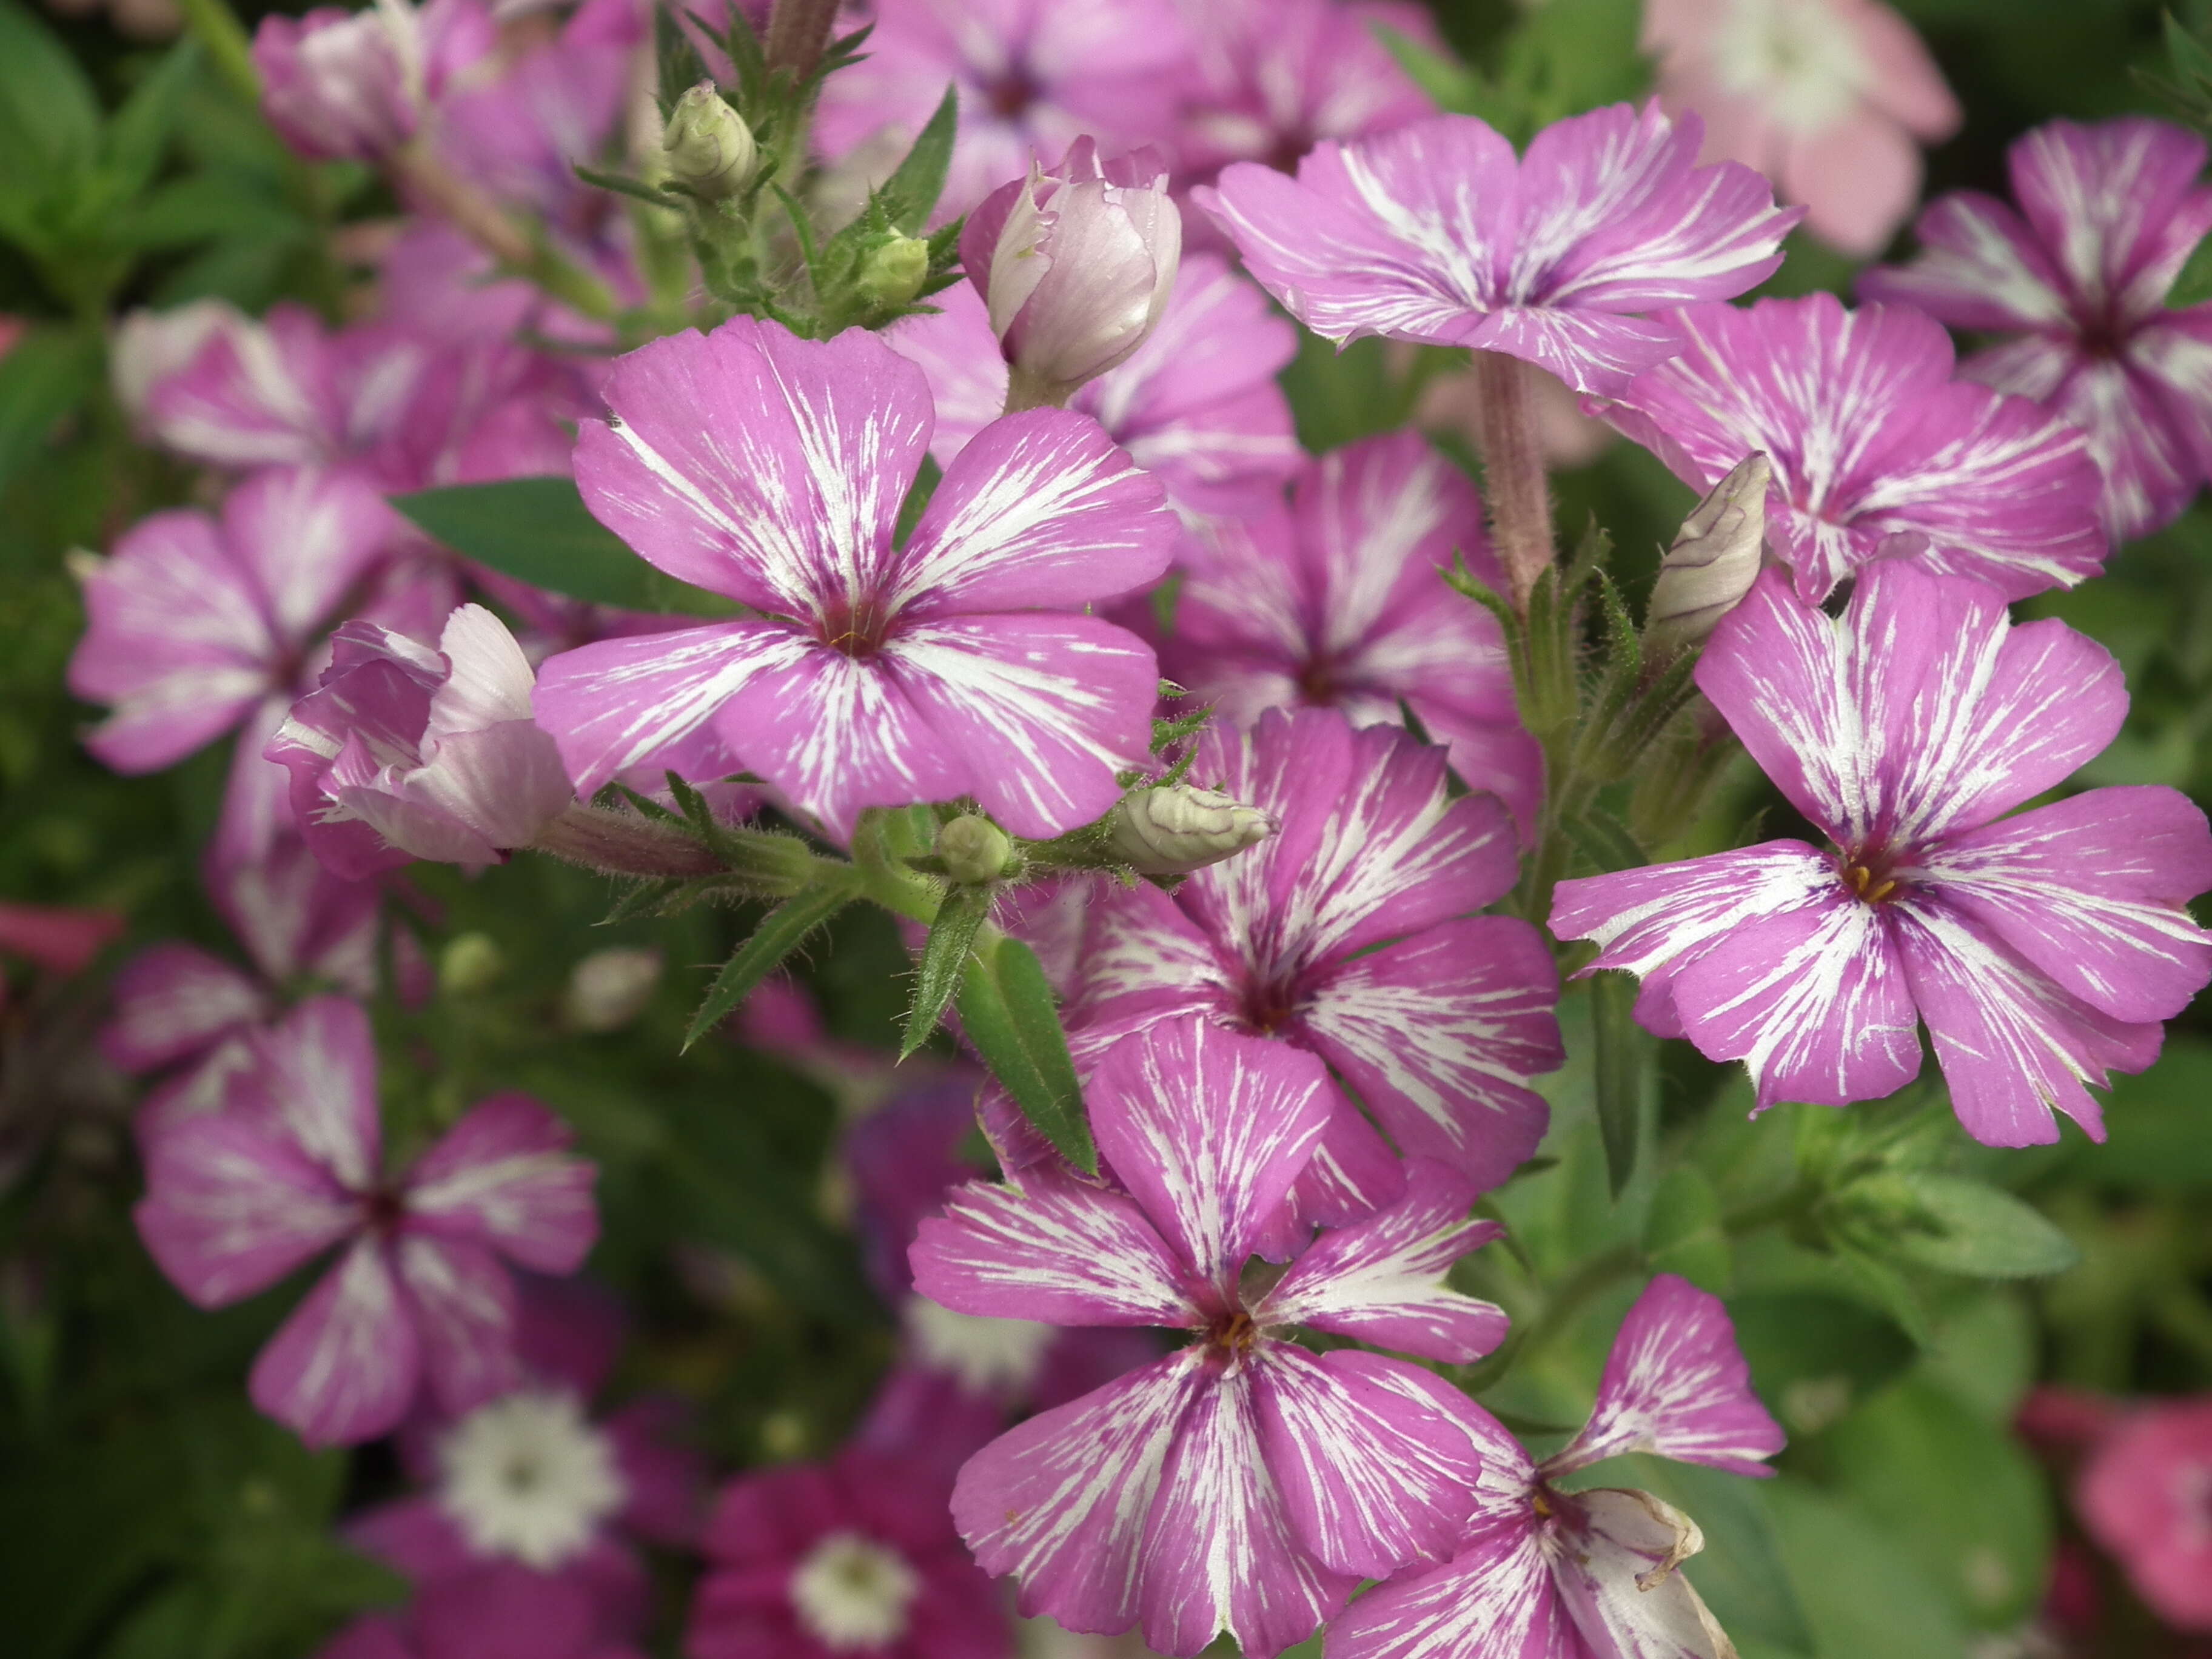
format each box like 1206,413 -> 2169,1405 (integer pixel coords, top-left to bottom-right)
815,595 -> 893,660
1238,974 -> 1302,1034
789,1532 -> 921,1651
1710,0 -> 1869,133
1838,848 -> 1904,905
1296,656 -> 1341,706
1210,1309 -> 1261,1355
435,1390 -> 628,1571
905,1297 -> 1057,1393
986,64 -> 1041,121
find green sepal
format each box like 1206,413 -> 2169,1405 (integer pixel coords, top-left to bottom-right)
901,883 -> 993,1059
682,878 -> 859,1051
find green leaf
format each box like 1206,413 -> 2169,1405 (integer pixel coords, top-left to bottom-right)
1565,807 -> 1646,874
1370,25 -> 1500,118
1643,1165 -> 1730,1291
1826,1238 -> 1934,1346
1764,1478 -> 1969,1659
2094,1037 -> 2212,1187
683,882 -> 857,1051
1859,1171 -> 2082,1279
893,453 -> 942,549
2173,229 -> 2212,309
1590,970 -> 1646,1199
874,83 -> 959,235
956,933 -> 1096,1173
1728,1291 -> 1917,1432
390,478 -> 736,614
101,39 -> 201,202
0,327 -> 98,495
0,0 -> 101,172
116,172 -> 298,249
902,882 -> 991,1058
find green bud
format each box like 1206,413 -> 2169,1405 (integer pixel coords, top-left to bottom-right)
662,82 -> 758,200
854,232 -> 931,309
936,814 -> 1013,884
438,931 -> 505,995
1105,785 -> 1277,875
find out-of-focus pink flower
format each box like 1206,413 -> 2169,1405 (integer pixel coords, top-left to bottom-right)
1158,432 -> 1540,836
888,251 -> 1299,524
915,1018 -> 1509,1658
253,0 -> 496,164
1642,0 -> 1960,256
0,903 -> 121,982
133,996 -> 598,1444
960,140 -> 1183,411
1599,294 -> 2111,602
534,316 -> 1178,840
1552,561 -> 2212,1146
1329,1275 -> 1785,1659
814,0 -> 1196,220
687,1450 -> 1010,1659
317,1567 -> 646,1659
1863,118 -> 2212,540
2077,1396 -> 2212,1632
267,604 -> 574,879
1198,103 -> 1800,397
2016,1384 -> 2123,1455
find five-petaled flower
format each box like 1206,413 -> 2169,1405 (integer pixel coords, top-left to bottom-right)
534,315 -> 1179,841
1551,560 -> 2212,1147
913,1017 -> 1511,1659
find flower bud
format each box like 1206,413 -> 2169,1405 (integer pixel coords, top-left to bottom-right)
937,814 -> 1013,884
563,947 -> 663,1033
854,232 -> 930,309
960,139 -> 1182,411
1105,785 -> 1277,876
663,82 -> 759,201
438,931 -> 506,995
1644,452 -> 1771,659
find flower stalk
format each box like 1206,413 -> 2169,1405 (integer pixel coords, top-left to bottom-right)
1470,349 -> 1555,612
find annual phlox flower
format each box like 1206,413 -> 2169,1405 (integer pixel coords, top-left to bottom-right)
252,0 -> 495,164
133,996 -> 600,1444
1327,1273 -> 1786,1659
1862,116 -> 2212,540
1597,292 -> 2110,602
534,314 -> 1179,840
2075,1395 -> 2212,1632
914,1017 -> 1513,1658
1550,560 -> 2212,1147
1196,102 -> 1801,396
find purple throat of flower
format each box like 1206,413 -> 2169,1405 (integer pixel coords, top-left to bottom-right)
1840,848 -> 1906,905
987,65 -> 1041,121
814,595 -> 896,660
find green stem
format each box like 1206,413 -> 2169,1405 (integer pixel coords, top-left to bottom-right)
173,0 -> 261,106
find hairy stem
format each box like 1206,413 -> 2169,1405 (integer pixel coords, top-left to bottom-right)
1472,350 -> 1555,612
532,806 -> 726,877
763,0 -> 841,82
1002,363 -> 1065,415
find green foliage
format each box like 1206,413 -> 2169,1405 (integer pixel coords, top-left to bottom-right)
900,882 -> 991,1059
685,880 -> 860,1051
956,934 -> 1097,1173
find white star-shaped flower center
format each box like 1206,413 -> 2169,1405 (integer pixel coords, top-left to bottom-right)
1712,0 -> 1871,133
789,1531 -> 922,1651
436,1390 -> 628,1570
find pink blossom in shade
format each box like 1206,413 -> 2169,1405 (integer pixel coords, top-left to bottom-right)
132,996 -> 598,1445
1158,433 -> 1541,837
267,603 -> 574,879
2077,1397 -> 2212,1632
315,1567 -> 646,1659
1169,0 -> 1439,184
1597,294 -> 2111,603
1643,0 -> 1960,258
686,1451 -> 1010,1659
534,315 -> 1179,840
66,465 -> 398,777
1861,119 -> 2212,541
813,0 -> 1198,221
1550,560 -> 2212,1147
110,300 -> 249,429
0,903 -> 121,981
1195,104 -> 1802,398
252,0 -> 496,164
888,252 -> 1301,524
1329,1273 -> 1785,1659
913,1019 -> 1509,1658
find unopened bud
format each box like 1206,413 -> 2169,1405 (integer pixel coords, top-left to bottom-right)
1645,453 -> 1770,660
563,947 -> 663,1033
662,82 -> 758,200
855,233 -> 930,308
1105,785 -> 1277,876
937,814 -> 1013,884
439,931 -> 505,995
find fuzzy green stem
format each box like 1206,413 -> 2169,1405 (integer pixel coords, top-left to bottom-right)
532,806 -> 726,877
1471,350 -> 1554,613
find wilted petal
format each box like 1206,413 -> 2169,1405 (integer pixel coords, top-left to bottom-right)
403,1091 -> 599,1273
394,1232 -> 523,1416
1546,1487 -> 1733,1659
249,1235 -> 421,1445
135,1113 -> 360,1306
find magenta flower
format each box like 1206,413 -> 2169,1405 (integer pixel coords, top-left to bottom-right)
1600,293 -> 2110,602
1329,1273 -> 1786,1659
267,603 -> 574,879
961,140 -> 1182,411
253,0 -> 494,163
913,1018 -> 1510,1658
1026,708 -> 1560,1209
1642,0 -> 1959,256
1196,104 -> 1800,396
814,0 -> 1196,219
1550,560 -> 2212,1147
67,465 -> 398,776
1862,118 -> 2212,541
2076,1396 -> 2212,1632
534,316 -> 1178,839
1158,432 -> 1541,835
887,250 -> 1300,522
133,996 -> 599,1444
686,1450 -> 1008,1659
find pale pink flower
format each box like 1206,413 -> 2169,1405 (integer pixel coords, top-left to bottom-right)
252,0 -> 495,163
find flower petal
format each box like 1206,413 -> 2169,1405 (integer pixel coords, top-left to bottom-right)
2009,118 -> 2212,321
249,1235 -> 421,1445
393,1232 -> 523,1416
1319,1515 -> 1569,1659
102,943 -> 270,1073
135,1111 -> 358,1307
1547,1487 -> 1734,1659
230,995 -> 384,1190
403,1091 -> 599,1273
1859,190 -> 2071,333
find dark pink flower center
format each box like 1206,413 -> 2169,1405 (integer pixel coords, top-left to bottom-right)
987,65 -> 1041,121
1237,973 -> 1302,1034
1838,847 -> 1905,905
1209,1309 -> 1260,1356
1296,656 -> 1342,706
364,1186 -> 407,1233
816,596 -> 893,660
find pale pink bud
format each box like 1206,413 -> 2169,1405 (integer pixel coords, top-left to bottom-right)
1645,452 -> 1771,659
1105,784 -> 1276,875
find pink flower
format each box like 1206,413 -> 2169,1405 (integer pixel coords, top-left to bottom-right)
317,1568 -> 646,1659
686,1450 -> 1008,1659
912,1018 -> 1510,1658
1157,432 -> 1540,836
1196,103 -> 1800,396
887,250 -> 1300,523
253,0 -> 495,163
1550,560 -> 2212,1147
267,604 -> 574,879
1328,1274 -> 1786,1659
961,141 -> 1182,411
814,0 -> 1196,220
133,996 -> 599,1444
534,316 -> 1178,840
1009,708 -> 1560,1213
0,902 -> 120,982
67,465 -> 399,776
1598,293 -> 2110,602
1170,0 -> 1439,183
1643,0 -> 1959,256
2076,1396 -> 2212,1632
1862,118 -> 2212,540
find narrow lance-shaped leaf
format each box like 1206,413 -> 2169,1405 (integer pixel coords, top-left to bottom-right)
956,933 -> 1096,1173
683,880 -> 858,1051
876,84 -> 958,235
900,883 -> 991,1059
1591,968 -> 1646,1199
